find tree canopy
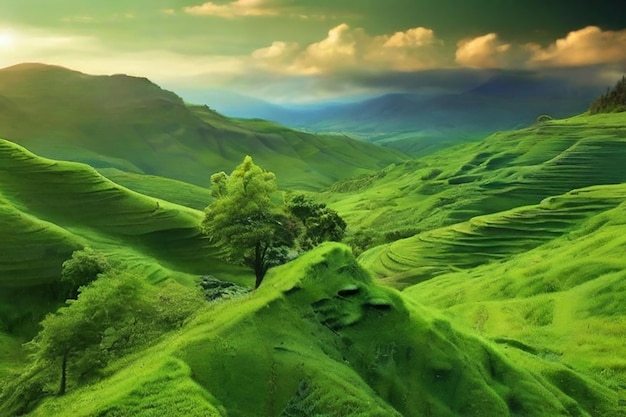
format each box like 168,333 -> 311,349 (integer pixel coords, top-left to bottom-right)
202,156 -> 298,288
202,156 -> 346,288
19,271 -> 203,402
60,247 -> 110,299
286,194 -> 346,251
589,75 -> 626,114
27,273 -> 154,395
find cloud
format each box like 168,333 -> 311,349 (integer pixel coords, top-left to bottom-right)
383,27 -> 437,48
454,27 -> 626,70
527,26 -> 626,67
61,16 -> 95,23
252,41 -> 298,60
183,0 -> 278,18
299,23 -> 359,73
455,33 -> 513,68
251,23 -> 448,75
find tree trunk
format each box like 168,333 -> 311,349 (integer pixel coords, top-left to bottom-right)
59,351 -> 68,395
254,243 -> 263,288
254,242 -> 266,289
255,268 -> 263,289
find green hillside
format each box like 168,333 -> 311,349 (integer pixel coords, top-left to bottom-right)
325,112 -> 626,244
13,244 -> 622,417
401,187 -> 626,392
0,138 -> 244,335
0,63 -> 405,191
333,112 -> 626,403
359,184 -> 626,287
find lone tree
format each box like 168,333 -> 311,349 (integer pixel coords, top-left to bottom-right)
202,156 -> 298,288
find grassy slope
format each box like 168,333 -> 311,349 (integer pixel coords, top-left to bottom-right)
403,193 -> 626,390
338,113 -> 626,401
325,112 -> 626,238
24,244 -> 621,417
97,168 -> 213,210
0,94 -> 623,415
0,138 -> 247,334
359,184 -> 626,287
0,63 -> 405,192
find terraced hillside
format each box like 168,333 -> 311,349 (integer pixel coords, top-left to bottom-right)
401,188 -> 626,393
1,82 -> 625,416
10,244 -> 622,417
0,63 -> 405,191
325,112 -> 626,240
360,184 -> 626,287
345,112 -> 626,401
0,138 -> 240,334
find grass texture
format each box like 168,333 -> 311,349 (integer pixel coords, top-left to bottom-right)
22,244 -> 622,417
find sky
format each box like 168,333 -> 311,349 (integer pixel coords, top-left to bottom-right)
1,0 -> 625,102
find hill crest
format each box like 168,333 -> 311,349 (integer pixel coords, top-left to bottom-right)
0,63 -> 405,191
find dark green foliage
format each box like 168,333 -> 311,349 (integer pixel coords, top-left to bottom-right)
28,273 -> 156,395
202,156 -> 299,288
287,194 -> 346,251
153,281 -> 207,329
198,275 -> 250,301
0,272 -> 204,414
327,170 -> 388,193
279,380 -> 320,417
589,76 -> 626,114
60,248 -> 111,299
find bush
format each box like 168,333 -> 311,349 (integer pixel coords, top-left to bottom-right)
347,230 -> 382,256
60,248 -> 111,299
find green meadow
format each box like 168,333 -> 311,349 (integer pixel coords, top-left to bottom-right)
1,65 -> 625,416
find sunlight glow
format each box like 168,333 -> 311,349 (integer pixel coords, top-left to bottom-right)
0,32 -> 16,49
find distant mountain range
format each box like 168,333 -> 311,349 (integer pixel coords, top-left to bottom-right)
179,74 -> 601,155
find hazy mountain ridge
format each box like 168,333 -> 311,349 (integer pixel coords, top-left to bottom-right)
0,63 -> 405,191
188,74 -> 600,155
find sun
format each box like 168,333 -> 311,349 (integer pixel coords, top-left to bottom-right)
0,33 -> 15,49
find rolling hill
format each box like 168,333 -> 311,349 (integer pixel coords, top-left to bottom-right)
6,244 -> 622,417
324,112 -> 626,248
0,63 -> 405,192
322,111 -> 626,405
0,137 -> 246,337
